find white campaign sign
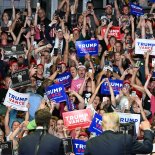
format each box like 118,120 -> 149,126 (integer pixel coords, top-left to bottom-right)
118,113 -> 140,135
3,88 -> 30,111
135,39 -> 155,55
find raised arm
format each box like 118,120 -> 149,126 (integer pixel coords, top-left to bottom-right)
107,78 -> 116,107
70,90 -> 85,109
79,73 -> 89,95
100,51 -> 108,69
65,0 -> 70,23
130,16 -> 135,41
144,50 -> 152,78
11,0 -> 16,20
114,0 -> 121,19
14,27 -> 25,45
88,79 -> 105,105
91,10 -> 99,26
104,22 -> 113,46
150,3 -> 155,13
144,74 -> 152,99
8,26 -> 17,44
34,4 -> 40,27
26,0 -> 32,17
82,11 -> 87,38
135,97 -> 147,121
63,32 -> 70,65
5,107 -> 12,136
141,19 -> 146,39
58,0 -> 66,10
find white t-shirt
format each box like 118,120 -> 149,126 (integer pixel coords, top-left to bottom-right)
43,62 -> 53,78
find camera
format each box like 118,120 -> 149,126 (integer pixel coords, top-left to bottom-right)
54,48 -> 58,56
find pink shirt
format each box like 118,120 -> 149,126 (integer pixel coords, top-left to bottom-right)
70,78 -> 84,92
151,95 -> 155,120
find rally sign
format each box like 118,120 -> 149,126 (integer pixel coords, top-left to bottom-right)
72,139 -> 86,155
130,3 -> 144,16
135,39 -> 155,55
3,88 -> 29,111
62,109 -> 91,130
11,68 -> 31,88
76,40 -> 98,57
101,26 -> 122,40
45,84 -> 67,103
118,113 -> 140,135
88,113 -> 103,136
101,79 -> 123,95
3,45 -> 24,58
0,141 -> 13,155
54,72 -> 72,88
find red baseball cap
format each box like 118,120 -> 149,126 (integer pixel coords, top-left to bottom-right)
72,27 -> 80,32
123,80 -> 131,85
37,64 -> 44,68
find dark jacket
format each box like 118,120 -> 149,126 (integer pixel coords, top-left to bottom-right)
85,130 -> 154,155
18,129 -> 65,155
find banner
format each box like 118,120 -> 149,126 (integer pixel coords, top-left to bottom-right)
118,113 -> 140,135
54,72 -> 72,88
101,79 -> 123,95
76,40 -> 98,57
72,139 -> 86,155
0,141 -> 13,155
130,3 -> 144,16
45,84 -> 67,103
88,113 -> 103,136
62,109 -> 91,130
3,45 -> 24,57
11,68 -> 31,88
3,88 -> 29,111
135,39 -> 155,55
101,26 -> 122,40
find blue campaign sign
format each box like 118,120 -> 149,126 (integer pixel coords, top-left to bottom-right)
130,3 -> 144,16
76,40 -> 98,57
72,139 -> 86,155
88,113 -> 103,136
55,72 -> 72,88
101,79 -> 123,95
45,84 -> 67,103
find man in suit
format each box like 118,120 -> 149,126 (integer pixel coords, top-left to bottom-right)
18,109 -> 64,155
85,112 -> 154,155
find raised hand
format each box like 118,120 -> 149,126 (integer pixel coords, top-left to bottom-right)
108,21 -> 113,28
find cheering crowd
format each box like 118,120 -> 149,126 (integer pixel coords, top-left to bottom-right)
0,0 -> 155,154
